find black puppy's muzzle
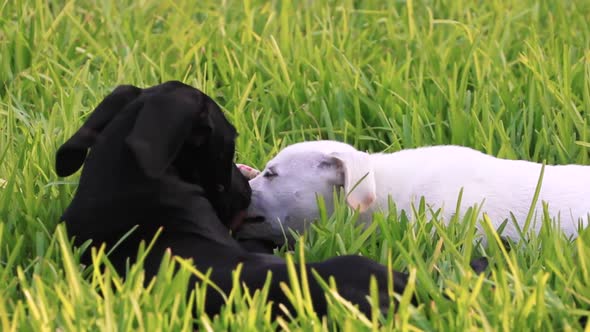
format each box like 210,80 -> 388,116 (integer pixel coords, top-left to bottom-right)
228,210 -> 247,232
242,216 -> 265,224
204,163 -> 251,227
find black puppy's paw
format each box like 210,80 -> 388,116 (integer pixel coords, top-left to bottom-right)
469,257 -> 489,274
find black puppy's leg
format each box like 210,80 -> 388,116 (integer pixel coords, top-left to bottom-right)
307,255 -> 412,316
231,255 -> 411,320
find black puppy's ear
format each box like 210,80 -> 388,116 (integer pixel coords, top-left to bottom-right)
55,85 -> 142,177
125,93 -> 210,178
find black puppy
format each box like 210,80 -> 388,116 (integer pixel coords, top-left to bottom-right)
56,81 -> 487,318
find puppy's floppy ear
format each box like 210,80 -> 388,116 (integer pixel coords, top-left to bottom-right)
324,150 -> 376,212
125,92 -> 210,178
204,101 -> 238,190
55,85 -> 142,177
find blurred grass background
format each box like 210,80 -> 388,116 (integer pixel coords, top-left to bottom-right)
1,0 -> 589,330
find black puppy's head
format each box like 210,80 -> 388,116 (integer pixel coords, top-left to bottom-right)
177,98 -> 252,228
56,81 -> 250,228
211,164 -> 252,230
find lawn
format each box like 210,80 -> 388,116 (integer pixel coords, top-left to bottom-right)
1,0 -> 590,330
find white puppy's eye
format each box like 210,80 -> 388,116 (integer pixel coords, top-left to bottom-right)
263,168 -> 278,178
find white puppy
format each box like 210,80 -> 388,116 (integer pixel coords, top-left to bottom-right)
238,140 -> 590,245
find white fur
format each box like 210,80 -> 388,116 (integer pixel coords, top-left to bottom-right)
239,140 -> 590,245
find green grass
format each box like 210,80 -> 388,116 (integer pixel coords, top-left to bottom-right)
1,0 -> 590,330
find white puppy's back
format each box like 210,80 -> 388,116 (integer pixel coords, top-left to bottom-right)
370,145 -> 590,238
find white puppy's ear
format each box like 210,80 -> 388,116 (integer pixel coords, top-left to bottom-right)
321,151 -> 376,212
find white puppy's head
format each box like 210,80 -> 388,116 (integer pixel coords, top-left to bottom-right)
237,140 -> 377,245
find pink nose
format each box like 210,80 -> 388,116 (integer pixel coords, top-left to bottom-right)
237,164 -> 260,179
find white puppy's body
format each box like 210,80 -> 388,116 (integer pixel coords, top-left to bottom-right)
240,140 -> 590,244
